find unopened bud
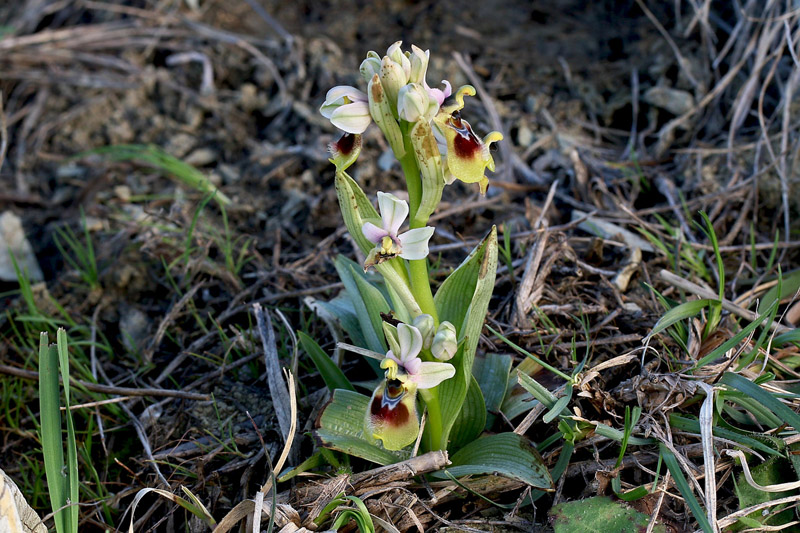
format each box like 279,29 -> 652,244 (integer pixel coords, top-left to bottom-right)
397,83 -> 431,123
412,314 -> 435,349
379,56 -> 408,112
409,45 -> 429,85
360,52 -> 381,84
386,41 -> 411,79
431,321 -> 457,361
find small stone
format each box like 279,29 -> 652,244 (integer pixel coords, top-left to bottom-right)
643,86 -> 695,116
517,122 -> 534,147
114,185 -> 132,202
184,148 -> 217,167
0,212 -> 43,282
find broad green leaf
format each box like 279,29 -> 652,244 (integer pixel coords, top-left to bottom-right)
732,456 -> 795,531
433,432 -> 552,489
435,227 -> 497,450
434,228 -> 493,332
307,294 -> 367,349
315,389 -> 409,465
448,376 -> 486,452
761,269 -> 800,314
501,386 -> 537,420
333,256 -> 389,354
720,372 -> 800,431
550,496 -> 667,533
473,353 -> 512,428
298,331 -> 354,392
660,444 -> 713,533
644,298 -> 716,342
352,267 -> 391,346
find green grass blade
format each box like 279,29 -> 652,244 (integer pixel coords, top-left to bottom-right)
693,298 -> 778,370
57,329 -> 79,533
773,329 -> 800,347
297,331 -> 354,392
644,298 -> 715,342
720,372 -> 800,431
659,444 -> 713,533
39,332 -> 68,533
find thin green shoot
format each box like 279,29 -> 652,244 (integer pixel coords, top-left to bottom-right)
53,210 -> 99,290
80,144 -> 231,206
695,211 -> 723,337
39,329 -> 79,533
490,326 -> 571,381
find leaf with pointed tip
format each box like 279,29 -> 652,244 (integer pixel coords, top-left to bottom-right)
433,227 -> 497,450
433,432 -> 552,489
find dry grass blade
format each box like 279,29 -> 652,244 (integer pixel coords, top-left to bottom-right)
254,303 -> 293,443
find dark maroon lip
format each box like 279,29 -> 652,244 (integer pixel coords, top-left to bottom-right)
449,116 -> 482,160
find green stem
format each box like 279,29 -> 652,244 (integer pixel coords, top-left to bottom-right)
398,125 -> 438,323
418,387 -> 444,451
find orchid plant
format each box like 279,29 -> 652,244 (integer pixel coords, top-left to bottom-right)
310,42 -> 514,460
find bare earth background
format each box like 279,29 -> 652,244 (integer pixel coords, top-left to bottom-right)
1,0 -> 799,531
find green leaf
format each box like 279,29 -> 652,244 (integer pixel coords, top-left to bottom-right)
732,456 -> 796,531
448,376 -> 486,452
434,227 -> 497,450
720,372 -> 800,431
761,269 -> 800,314
669,414 -> 781,457
644,298 -> 716,342
473,353 -> 512,428
333,256 -> 390,354
501,386 -> 537,421
433,432 -> 552,489
774,328 -> 800,347
315,389 -> 409,465
39,333 -> 69,533
550,496 -> 667,533
56,329 -> 79,533
516,371 -> 558,409
298,331 -> 354,393
660,444 -> 713,533
695,299 -> 778,370
39,331 -> 79,533
80,144 -> 230,206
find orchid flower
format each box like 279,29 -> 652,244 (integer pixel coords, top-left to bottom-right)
433,86 -> 503,195
381,323 -> 455,389
365,323 -> 455,450
320,86 -> 371,134
362,192 -> 434,268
